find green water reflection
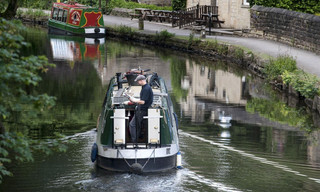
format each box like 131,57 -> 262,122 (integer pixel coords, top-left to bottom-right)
19,27 -> 108,138
1,25 -> 319,192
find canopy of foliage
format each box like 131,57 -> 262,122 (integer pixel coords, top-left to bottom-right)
0,18 -> 66,183
249,0 -> 320,14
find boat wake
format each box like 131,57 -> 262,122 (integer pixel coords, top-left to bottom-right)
182,169 -> 243,192
180,130 -> 320,184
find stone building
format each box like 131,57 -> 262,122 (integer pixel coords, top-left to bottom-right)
187,0 -> 251,29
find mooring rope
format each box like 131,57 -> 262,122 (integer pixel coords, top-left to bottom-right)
141,149 -> 156,170
117,149 -> 132,168
117,148 -> 157,171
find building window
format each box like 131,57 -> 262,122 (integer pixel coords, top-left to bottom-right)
243,0 -> 250,6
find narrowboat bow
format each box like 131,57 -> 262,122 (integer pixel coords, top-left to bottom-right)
48,1 -> 105,37
91,70 -> 180,173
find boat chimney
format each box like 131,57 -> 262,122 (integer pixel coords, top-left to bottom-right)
116,72 -> 123,89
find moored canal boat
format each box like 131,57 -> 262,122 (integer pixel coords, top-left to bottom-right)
91,69 -> 180,173
48,1 -> 105,37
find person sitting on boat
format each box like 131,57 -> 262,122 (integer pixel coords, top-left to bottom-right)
126,75 -> 153,143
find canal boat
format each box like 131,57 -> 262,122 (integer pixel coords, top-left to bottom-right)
91,69 -> 180,173
48,1 -> 105,37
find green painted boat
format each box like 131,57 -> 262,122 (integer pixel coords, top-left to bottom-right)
91,70 -> 181,173
48,2 -> 105,37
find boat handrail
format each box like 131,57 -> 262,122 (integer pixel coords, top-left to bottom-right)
110,116 -> 129,119
143,116 -> 163,119
154,92 -> 168,97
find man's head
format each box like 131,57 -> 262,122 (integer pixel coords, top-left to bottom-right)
134,75 -> 146,86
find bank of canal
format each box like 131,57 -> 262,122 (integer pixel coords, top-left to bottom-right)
1,25 -> 320,191
15,9 -> 320,116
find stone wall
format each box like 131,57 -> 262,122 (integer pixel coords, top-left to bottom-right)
139,0 -> 171,6
251,5 -> 320,53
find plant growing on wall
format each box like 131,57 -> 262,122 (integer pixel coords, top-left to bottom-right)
249,0 -> 320,14
264,55 -> 297,81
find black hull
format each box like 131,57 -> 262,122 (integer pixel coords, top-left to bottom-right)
96,154 -> 177,173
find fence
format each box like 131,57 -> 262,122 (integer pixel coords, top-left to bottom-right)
172,5 -> 219,28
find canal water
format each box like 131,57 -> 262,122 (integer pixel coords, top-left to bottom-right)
1,26 -> 320,192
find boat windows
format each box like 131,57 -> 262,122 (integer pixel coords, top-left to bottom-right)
62,10 -> 68,22
52,8 -> 58,20
57,9 -> 64,21
51,7 -> 68,23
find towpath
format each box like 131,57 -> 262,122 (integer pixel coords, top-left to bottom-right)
104,15 -> 320,77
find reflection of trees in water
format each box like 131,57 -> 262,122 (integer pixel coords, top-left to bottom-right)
170,57 -> 188,100
21,26 -> 50,57
246,96 -> 316,132
27,60 -> 106,138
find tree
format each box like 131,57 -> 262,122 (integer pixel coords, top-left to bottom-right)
0,18 -> 64,183
172,0 -> 186,11
0,0 -> 20,19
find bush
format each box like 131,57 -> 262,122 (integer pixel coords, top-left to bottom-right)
188,32 -> 194,48
206,39 -> 219,50
217,44 -> 229,55
116,25 -> 136,37
16,9 -> 23,18
264,55 -> 297,81
20,9 -> 48,19
22,0 -> 53,10
172,0 -> 187,11
154,30 -> 175,42
234,47 -> 245,60
106,0 -> 172,13
33,9 -> 48,17
282,70 -> 320,98
249,0 -> 320,14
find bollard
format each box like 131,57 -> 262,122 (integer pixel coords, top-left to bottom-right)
200,25 -> 206,39
139,18 -> 144,30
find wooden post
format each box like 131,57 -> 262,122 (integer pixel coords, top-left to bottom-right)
179,11 -> 182,28
139,17 -> 144,30
208,10 -> 212,35
201,25 -> 206,39
196,3 -> 199,19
